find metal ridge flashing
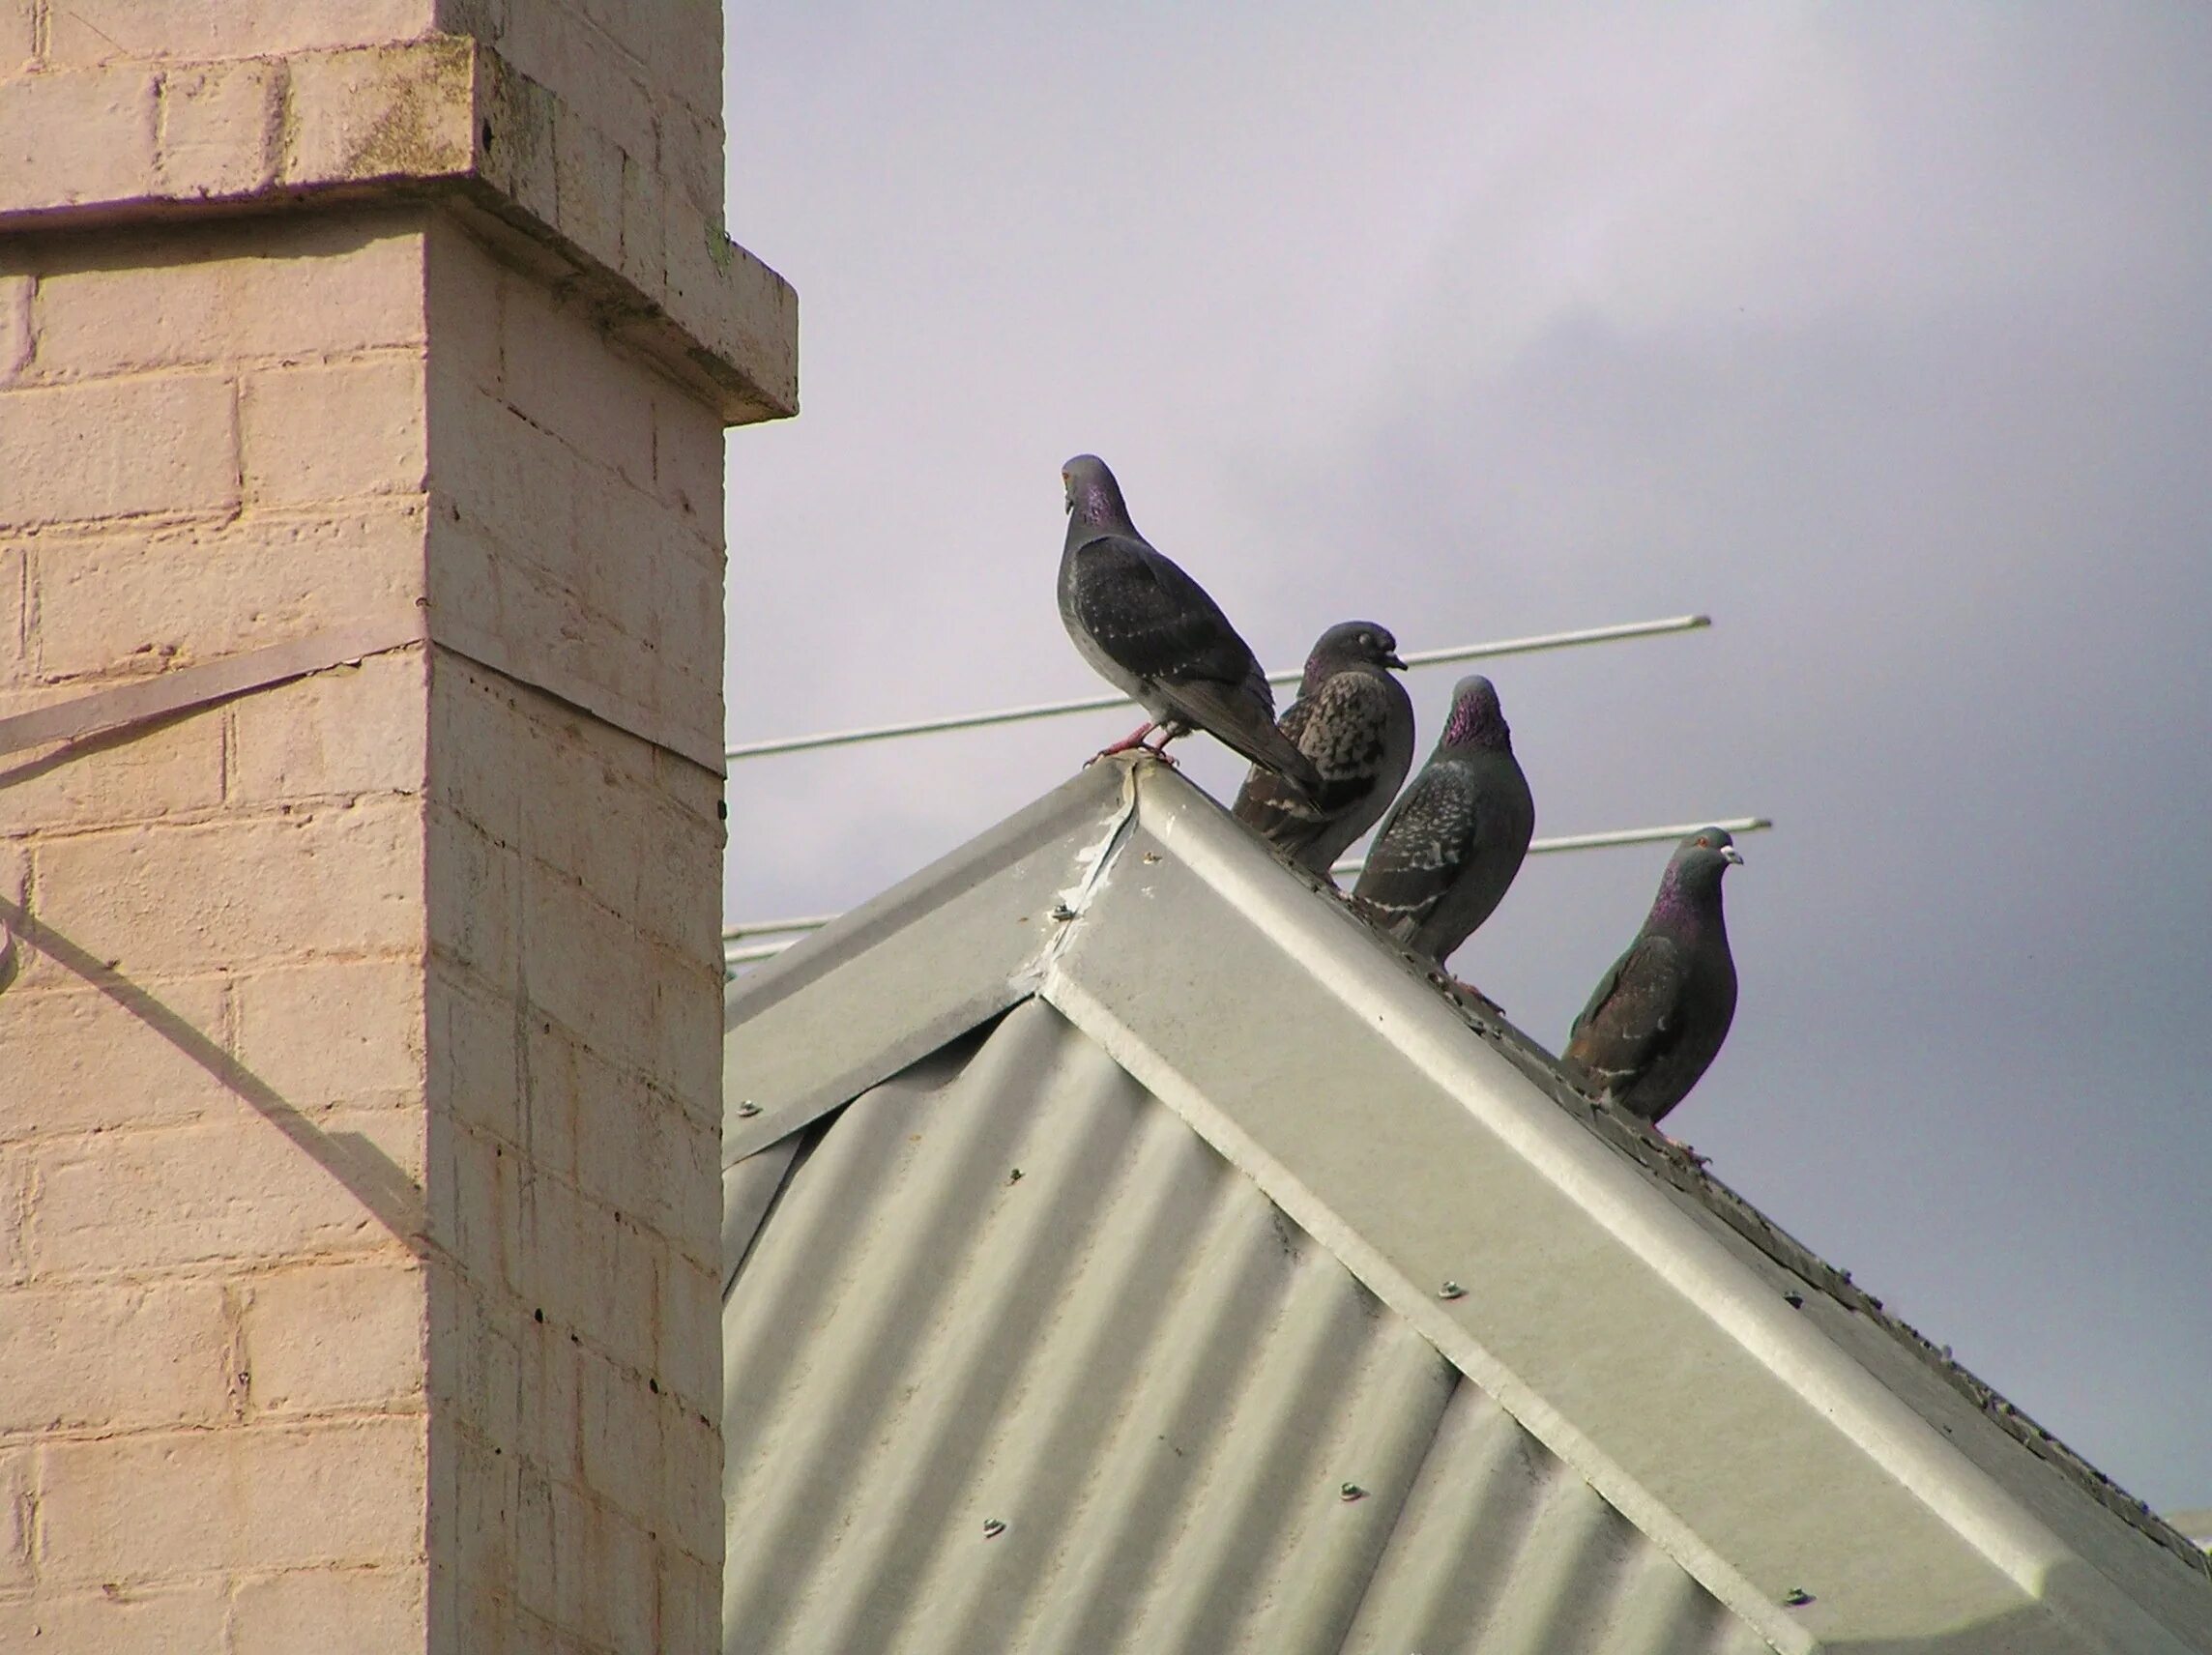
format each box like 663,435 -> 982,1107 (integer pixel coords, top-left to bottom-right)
721,756 -> 2212,1645
1113,764 -> 2212,1594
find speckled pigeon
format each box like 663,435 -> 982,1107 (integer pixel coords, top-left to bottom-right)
1058,455 -> 1321,795
1561,828 -> 1743,1126
1351,674 -> 1534,964
1232,621 -> 1414,876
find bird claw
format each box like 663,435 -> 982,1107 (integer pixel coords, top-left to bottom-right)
1096,722 -> 1158,757
1093,722 -> 1183,768
1444,975 -> 1504,1018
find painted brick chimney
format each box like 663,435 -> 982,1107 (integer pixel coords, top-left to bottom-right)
0,3 -> 794,1647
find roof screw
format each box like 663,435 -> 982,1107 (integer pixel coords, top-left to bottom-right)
735,1101 -> 761,1118
1438,1281 -> 1466,1301
1782,1587 -> 1815,1607
981,1518 -> 1006,1539
1783,1290 -> 1804,1309
1339,1482 -> 1366,1502
1007,1168 -> 1023,1184
1049,902 -> 1077,921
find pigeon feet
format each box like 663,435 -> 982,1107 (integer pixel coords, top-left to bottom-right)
1450,977 -> 1503,1013
1091,721 -> 1184,768
1097,722 -> 1159,756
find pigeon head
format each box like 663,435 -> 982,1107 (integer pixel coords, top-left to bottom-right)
1309,620 -> 1406,674
1659,828 -> 1744,908
1062,454 -> 1134,532
1441,675 -> 1511,750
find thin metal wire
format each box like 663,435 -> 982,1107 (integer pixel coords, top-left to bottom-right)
1325,815 -> 1772,882
723,613 -> 1711,761
721,813 -> 1772,959
724,913 -> 844,940
726,939 -> 802,965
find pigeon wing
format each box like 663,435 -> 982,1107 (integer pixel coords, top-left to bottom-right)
1563,933 -> 1691,1098
1352,764 -> 1478,940
1233,695 -> 1327,847
1066,533 -> 1262,690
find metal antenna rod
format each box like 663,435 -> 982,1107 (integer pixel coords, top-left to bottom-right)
1326,815 -> 1772,883
722,813 -> 1772,957
724,613 -> 1711,762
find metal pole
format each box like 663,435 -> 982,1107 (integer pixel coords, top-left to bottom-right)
723,613 -> 1711,762
723,812 -> 1772,957
1328,815 -> 1773,882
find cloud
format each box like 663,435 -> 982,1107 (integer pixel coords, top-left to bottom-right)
722,3 -> 2212,1507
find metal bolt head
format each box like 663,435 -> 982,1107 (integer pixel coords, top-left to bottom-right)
1049,902 -> 1077,922
1783,1587 -> 1815,1607
981,1518 -> 1006,1539
1438,1281 -> 1466,1301
1339,1482 -> 1366,1502
1783,1290 -> 1805,1309
735,1101 -> 762,1119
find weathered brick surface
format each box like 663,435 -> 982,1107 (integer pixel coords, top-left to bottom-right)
241,1261 -> 427,1415
36,1418 -> 427,1582
0,1583 -> 230,1652
0,699 -> 224,828
0,1444 -> 29,1587
0,3 -> 32,76
0,974 -> 232,1143
3,10 -> 749,1647
32,803 -> 423,978
22,1110 -> 423,1278
0,274 -> 30,378
41,0 -> 434,66
230,646 -> 429,805
231,1565 -> 430,1655
27,502 -> 426,680
0,1279 -> 232,1433
25,216 -> 425,381
155,58 -> 285,198
234,958 -> 426,1111
244,353 -> 429,507
0,370 -> 238,528
0,62 -> 157,208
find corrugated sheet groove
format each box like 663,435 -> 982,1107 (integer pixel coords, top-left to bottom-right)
797,1028 -> 1149,1652
1121,1244 -> 1393,1652
1341,1378 -> 1555,1650
1469,1472 -> 1640,1654
1232,1321 -> 1460,1653
724,1013 -> 1061,1644
893,1078 -> 1238,1655
1014,1145 -> 1316,1653
724,1004 -> 1761,1654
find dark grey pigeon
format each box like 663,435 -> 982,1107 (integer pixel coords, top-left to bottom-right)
1232,621 -> 1414,876
1059,455 -> 1321,794
1351,675 -> 1534,964
1561,828 -> 1743,1127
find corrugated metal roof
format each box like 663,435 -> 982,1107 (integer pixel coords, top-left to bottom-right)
723,759 -> 2212,1655
723,1001 -> 1772,1655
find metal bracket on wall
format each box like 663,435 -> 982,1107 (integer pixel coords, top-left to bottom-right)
0,607 -> 433,769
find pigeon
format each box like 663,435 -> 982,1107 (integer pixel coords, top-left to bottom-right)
1058,455 -> 1321,794
1561,828 -> 1743,1126
1232,621 -> 1415,876
1352,674 -> 1534,965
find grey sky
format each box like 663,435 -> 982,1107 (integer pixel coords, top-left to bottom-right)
720,5 -> 2212,1511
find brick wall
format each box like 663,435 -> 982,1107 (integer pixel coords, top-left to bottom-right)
0,211 -> 436,1649
0,5 -> 791,1649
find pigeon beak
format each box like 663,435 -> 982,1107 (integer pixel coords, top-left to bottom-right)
1382,652 -> 1408,671
1722,846 -> 1745,866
